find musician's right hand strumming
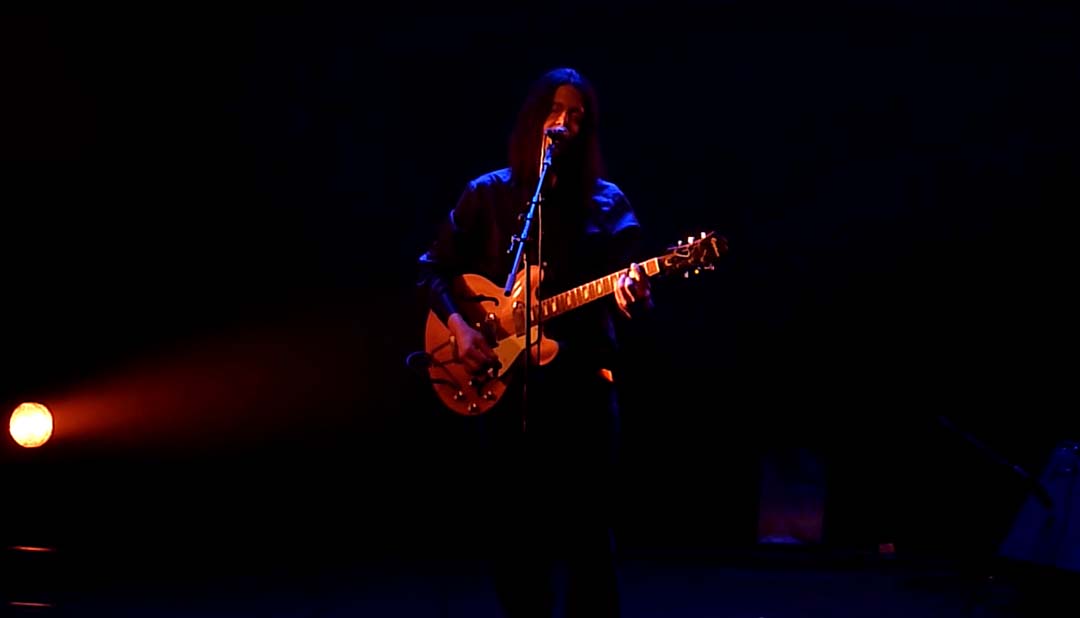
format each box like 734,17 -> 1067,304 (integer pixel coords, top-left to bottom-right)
448,313 -> 500,375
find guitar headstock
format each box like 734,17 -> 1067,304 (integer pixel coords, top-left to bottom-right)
661,231 -> 729,278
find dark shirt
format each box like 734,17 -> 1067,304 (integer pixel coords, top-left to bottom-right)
418,167 -> 640,376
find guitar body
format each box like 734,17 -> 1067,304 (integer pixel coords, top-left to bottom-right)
424,266 -> 558,416
421,230 -> 727,416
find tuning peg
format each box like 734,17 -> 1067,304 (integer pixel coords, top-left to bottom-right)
701,231 -> 707,239
683,271 -> 690,279
687,235 -> 694,245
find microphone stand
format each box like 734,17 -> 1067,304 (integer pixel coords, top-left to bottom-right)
936,415 -> 1053,508
504,140 -> 555,433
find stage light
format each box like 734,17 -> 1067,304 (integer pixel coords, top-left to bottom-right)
9,402 -> 53,448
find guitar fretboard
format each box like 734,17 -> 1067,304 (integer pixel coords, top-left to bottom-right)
538,257 -> 661,321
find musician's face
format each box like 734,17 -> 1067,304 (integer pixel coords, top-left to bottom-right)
544,84 -> 585,141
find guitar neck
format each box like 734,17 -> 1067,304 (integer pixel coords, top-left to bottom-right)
538,257 -> 661,321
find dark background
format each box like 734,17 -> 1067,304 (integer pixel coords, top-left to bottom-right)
2,2 -> 1077,579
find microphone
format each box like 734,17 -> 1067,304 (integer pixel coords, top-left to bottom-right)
545,126 -> 570,141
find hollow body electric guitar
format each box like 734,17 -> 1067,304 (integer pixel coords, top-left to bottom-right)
423,232 -> 728,416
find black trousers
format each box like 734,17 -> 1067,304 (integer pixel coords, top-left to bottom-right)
475,360 -> 622,618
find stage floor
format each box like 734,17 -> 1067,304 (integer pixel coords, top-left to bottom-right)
6,544 -> 1066,617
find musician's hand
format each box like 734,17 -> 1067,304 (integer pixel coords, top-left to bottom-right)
614,262 -> 653,319
448,313 -> 500,375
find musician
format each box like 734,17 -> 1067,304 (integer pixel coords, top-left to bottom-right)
416,67 -> 652,617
